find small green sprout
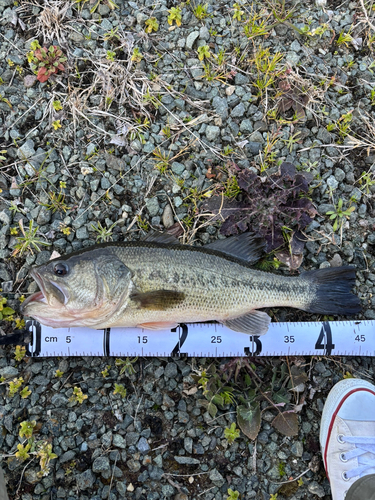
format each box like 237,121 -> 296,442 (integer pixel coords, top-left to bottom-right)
20,386 -> 31,399
106,50 -> 116,61
19,420 -> 36,439
224,176 -> 241,198
226,489 -> 240,500
14,345 -> 26,362
101,365 -> 110,378
70,387 -> 88,404
0,296 -> 15,320
37,442 -> 58,475
131,47 -> 143,63
113,383 -> 127,398
55,370 -> 64,378
145,17 -> 159,33
52,120 -> 62,130
15,443 -> 31,462
326,198 -> 356,232
168,6 -> 182,26
197,45 -> 211,61
192,3 -> 210,20
91,220 -> 118,243
337,30 -> 353,47
233,3 -> 244,21
53,100 -> 63,111
278,461 -> 286,477
224,422 -> 240,444
115,357 -> 138,375
8,377 -> 24,397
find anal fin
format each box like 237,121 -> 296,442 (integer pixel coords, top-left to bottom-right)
138,321 -> 179,330
222,310 -> 271,336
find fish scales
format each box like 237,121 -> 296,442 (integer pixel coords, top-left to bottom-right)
109,243 -> 311,324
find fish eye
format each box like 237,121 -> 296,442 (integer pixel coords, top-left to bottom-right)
53,263 -> 68,276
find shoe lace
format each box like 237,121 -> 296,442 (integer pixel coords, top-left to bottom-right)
341,436 -> 375,478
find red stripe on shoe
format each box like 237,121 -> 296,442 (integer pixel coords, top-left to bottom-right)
324,387 -> 375,482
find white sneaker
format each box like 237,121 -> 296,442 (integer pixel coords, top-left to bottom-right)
320,378 -> 375,500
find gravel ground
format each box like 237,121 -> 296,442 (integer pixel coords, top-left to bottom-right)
1,0 -> 375,498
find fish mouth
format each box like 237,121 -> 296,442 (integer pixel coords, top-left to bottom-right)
21,270 -> 48,312
21,270 -> 69,312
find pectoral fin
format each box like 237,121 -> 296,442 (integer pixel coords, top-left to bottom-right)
222,310 -> 271,336
130,290 -> 185,310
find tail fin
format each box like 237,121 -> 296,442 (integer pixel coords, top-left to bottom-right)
301,266 -> 361,315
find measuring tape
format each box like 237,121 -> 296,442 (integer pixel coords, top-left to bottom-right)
24,319 -> 375,357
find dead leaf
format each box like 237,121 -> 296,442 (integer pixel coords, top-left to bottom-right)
275,250 -> 303,270
237,403 -> 261,440
272,410 -> 299,437
183,386 -> 198,396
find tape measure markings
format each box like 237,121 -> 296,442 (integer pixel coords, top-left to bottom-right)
24,319 -> 375,357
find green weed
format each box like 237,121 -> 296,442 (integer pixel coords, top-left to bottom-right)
326,198 -> 355,232
12,220 -> 51,257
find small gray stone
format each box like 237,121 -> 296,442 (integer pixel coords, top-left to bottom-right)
308,481 -> 325,498
126,432 -> 140,446
245,142 -> 261,155
76,226 -> 89,240
327,175 -> 339,190
254,120 -> 268,132
184,437 -> 193,453
240,119 -> 253,133
112,434 -> 126,448
92,456 -> 110,474
76,469 -> 96,490
291,442 -> 303,457
290,40 -> 302,52
127,459 -> 141,472
330,254 -> 342,267
171,162 -> 185,175
199,26 -> 209,40
137,437 -> 150,453
186,31 -> 199,49
24,75 -> 37,88
212,96 -> 228,119
18,140 -> 35,159
146,197 -> 160,217
317,203 -> 335,215
174,456 -> 200,465
209,468 -> 225,485
234,73 -> 249,85
116,481 -> 127,496
149,466 -> 164,480
162,205 -> 174,229
249,131 -> 264,144
60,451 -> 76,464
164,362 -> 178,378
174,196 -> 183,208
0,366 -> 19,379
205,125 -> 220,141
231,102 -> 246,118
51,394 -> 69,407
335,168 -> 345,181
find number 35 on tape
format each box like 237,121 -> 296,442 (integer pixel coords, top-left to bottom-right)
24,320 -> 375,357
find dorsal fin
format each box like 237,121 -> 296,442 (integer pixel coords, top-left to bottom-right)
142,231 -> 180,245
204,233 -> 265,264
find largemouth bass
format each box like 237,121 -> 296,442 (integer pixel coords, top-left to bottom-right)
21,233 -> 361,335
